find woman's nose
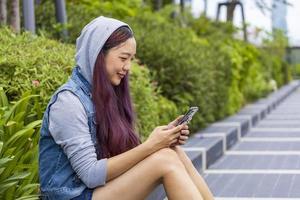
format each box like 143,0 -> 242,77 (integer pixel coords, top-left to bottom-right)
123,62 -> 131,71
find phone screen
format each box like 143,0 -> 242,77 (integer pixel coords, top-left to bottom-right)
176,106 -> 199,125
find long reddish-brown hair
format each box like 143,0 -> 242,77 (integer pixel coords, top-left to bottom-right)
92,26 -> 141,159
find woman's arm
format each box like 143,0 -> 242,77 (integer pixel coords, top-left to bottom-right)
49,91 -> 108,188
106,142 -> 153,181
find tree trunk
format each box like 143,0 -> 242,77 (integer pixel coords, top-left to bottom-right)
180,0 -> 184,13
203,0 -> 207,16
154,0 -> 162,11
226,0 -> 238,22
0,0 -> 7,25
10,0 -> 20,33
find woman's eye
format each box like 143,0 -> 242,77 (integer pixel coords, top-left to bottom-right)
120,57 -> 127,61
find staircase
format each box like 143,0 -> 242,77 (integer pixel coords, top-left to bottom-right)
147,80 -> 300,200
205,86 -> 300,199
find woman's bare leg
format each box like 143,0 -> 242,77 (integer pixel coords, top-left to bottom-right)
92,148 -> 203,200
171,146 -> 214,200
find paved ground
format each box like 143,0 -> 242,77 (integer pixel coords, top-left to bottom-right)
204,87 -> 300,199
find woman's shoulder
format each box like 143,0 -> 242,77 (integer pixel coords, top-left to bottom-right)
50,90 -> 86,117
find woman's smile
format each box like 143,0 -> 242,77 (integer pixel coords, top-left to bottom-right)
117,72 -> 125,79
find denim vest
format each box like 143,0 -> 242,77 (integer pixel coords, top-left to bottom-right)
39,67 -> 99,199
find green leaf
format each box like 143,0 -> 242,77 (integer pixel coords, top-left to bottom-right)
0,157 -> 13,167
3,95 -> 38,124
16,183 -> 39,196
24,120 -> 42,130
15,195 -> 40,200
0,141 -> 3,153
0,181 -> 18,193
0,88 -> 9,108
4,128 -> 34,148
5,121 -> 17,127
4,172 -> 30,183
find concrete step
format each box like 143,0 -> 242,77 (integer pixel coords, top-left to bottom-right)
209,154 -> 300,170
146,81 -> 300,200
244,131 -> 300,138
231,140 -> 300,151
205,173 -> 300,198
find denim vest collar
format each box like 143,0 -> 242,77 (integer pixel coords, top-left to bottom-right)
71,66 -> 92,98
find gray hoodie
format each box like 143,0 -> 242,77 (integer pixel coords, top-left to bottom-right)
75,16 -> 133,84
49,16 -> 133,188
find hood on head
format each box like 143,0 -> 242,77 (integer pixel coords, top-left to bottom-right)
75,16 -> 133,84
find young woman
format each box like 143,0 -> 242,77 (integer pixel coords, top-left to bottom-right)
39,16 -> 214,200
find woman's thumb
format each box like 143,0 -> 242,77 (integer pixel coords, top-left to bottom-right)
169,115 -> 184,127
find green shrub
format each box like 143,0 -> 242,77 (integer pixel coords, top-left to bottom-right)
292,64 -> 300,78
259,30 -> 291,87
0,28 -> 176,140
129,62 -> 178,141
0,88 -> 41,200
190,15 -> 236,40
220,40 -> 272,108
126,12 -> 262,129
125,11 -> 292,128
0,28 -> 73,105
35,0 -> 145,43
189,16 -> 287,109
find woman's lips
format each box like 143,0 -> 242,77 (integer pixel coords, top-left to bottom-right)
118,73 -> 125,79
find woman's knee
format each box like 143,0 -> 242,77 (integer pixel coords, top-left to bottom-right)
149,148 -> 185,173
171,146 -> 193,166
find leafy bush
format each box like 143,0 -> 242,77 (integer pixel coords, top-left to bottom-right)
125,13 -> 257,129
292,64 -> 300,78
35,0 -> 146,43
219,40 -> 272,109
0,28 -> 73,105
0,88 -> 41,200
130,63 -> 178,141
189,16 -> 291,107
125,11 -> 292,128
259,30 -> 291,87
0,28 -> 176,140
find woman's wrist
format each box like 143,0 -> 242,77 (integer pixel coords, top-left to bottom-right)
142,140 -> 157,155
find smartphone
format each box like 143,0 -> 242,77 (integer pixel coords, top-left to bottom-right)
176,106 -> 199,126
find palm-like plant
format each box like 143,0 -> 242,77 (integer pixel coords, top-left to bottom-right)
0,88 -> 41,200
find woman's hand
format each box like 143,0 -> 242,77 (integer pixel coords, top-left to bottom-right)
145,122 -> 186,152
167,115 -> 190,146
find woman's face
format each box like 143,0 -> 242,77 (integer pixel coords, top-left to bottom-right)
105,37 -> 136,86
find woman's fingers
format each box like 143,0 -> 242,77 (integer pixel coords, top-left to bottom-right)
178,140 -> 186,145
158,125 -> 170,131
180,129 -> 190,136
171,138 -> 178,144
181,124 -> 189,130
166,123 -> 186,134
178,135 -> 189,141
177,135 -> 189,145
168,115 -> 184,127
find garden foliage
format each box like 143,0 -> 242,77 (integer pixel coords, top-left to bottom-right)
0,88 -> 40,199
0,28 -> 173,141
